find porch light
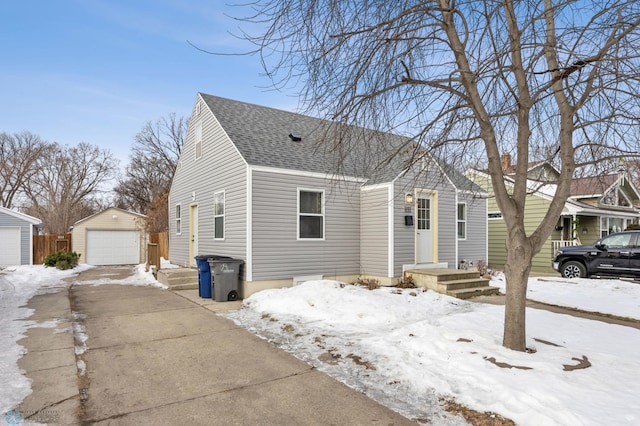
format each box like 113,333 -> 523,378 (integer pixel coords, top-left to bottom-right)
582,227 -> 588,234
405,193 -> 414,204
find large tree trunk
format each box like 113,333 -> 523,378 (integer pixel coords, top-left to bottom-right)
502,230 -> 534,351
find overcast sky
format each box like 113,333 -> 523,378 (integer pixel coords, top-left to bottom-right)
0,0 -> 300,165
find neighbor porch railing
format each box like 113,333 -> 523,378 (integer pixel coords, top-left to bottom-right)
551,239 -> 581,256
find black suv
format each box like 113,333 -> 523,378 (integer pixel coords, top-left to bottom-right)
553,230 -> 640,278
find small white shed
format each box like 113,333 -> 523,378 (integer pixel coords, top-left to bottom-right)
0,206 -> 41,267
72,208 -> 147,266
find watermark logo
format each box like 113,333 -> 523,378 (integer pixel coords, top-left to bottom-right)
4,410 -> 22,425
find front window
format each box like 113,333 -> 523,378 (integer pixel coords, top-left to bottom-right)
175,204 -> 181,235
601,217 -> 625,237
457,203 -> 467,239
299,189 -> 324,239
214,191 -> 224,239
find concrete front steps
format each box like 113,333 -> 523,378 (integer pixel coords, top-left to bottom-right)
157,268 -> 198,290
404,268 -> 500,299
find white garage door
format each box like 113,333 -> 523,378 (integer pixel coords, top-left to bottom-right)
86,230 -> 140,265
0,227 -> 21,267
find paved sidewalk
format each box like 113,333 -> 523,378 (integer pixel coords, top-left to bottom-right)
472,293 -> 640,330
36,267 -> 416,425
15,283 -> 80,425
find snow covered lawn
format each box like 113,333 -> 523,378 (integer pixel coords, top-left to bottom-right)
1,264 -> 639,425
226,275 -> 640,425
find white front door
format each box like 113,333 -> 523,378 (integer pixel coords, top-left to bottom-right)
189,204 -> 198,266
416,194 -> 434,263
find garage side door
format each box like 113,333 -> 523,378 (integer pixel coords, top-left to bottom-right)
0,227 -> 21,267
86,230 -> 140,265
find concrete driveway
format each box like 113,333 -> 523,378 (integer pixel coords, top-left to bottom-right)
15,266 -> 416,425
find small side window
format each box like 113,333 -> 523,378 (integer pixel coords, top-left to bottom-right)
214,191 -> 224,239
195,121 -> 202,159
457,203 -> 467,240
175,204 -> 181,235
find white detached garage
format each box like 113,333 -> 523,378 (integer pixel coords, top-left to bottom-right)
72,208 -> 147,266
0,206 -> 41,267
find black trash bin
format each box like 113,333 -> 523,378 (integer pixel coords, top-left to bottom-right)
194,255 -> 232,298
207,258 -> 243,302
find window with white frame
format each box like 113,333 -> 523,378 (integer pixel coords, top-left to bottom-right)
175,204 -> 181,235
601,216 -> 625,238
214,191 -> 224,239
298,189 -> 324,239
457,203 -> 467,239
195,121 -> 202,159
488,212 -> 503,220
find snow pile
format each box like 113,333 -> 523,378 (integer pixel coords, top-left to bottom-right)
72,264 -> 168,289
227,279 -> 640,425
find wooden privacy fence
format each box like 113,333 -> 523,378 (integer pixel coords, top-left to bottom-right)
149,231 -> 169,260
33,233 -> 72,265
147,231 -> 169,275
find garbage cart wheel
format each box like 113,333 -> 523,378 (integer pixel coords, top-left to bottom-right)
228,290 -> 239,301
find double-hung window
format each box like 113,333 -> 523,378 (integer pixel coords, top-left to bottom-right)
214,191 -> 224,239
175,204 -> 181,235
298,189 -> 324,239
457,203 -> 467,239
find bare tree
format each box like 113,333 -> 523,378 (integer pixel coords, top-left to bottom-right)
24,143 -> 118,233
0,131 -> 52,208
236,0 -> 640,350
114,113 -> 187,219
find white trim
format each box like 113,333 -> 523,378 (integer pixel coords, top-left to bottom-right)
388,183 -> 395,278
74,207 -> 145,227
246,167 -> 253,281
564,204 -> 640,218
485,197 -> 489,264
297,187 -> 326,241
600,185 -> 633,208
0,206 -> 41,225
361,182 -> 393,192
252,165 -> 367,183
213,190 -> 225,240
454,192 -> 459,265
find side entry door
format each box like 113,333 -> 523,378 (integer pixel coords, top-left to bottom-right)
416,195 -> 434,263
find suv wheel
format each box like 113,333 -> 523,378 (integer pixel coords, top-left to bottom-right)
560,261 -> 587,278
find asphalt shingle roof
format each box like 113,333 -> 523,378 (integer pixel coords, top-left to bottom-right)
200,93 -> 484,191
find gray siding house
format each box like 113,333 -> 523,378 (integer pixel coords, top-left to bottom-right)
169,93 -> 487,297
0,206 -> 41,267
